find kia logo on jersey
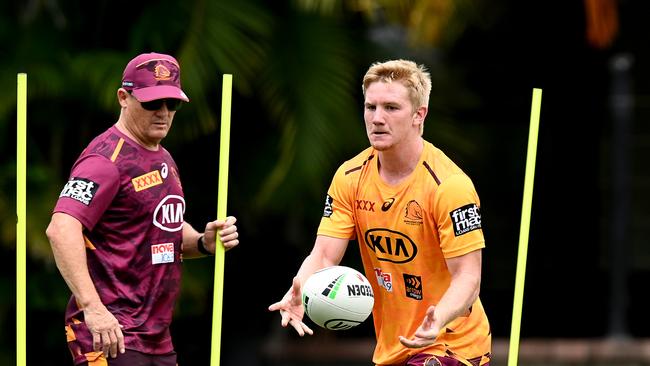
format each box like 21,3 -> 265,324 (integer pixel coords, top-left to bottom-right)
153,195 -> 186,232
364,228 -> 418,263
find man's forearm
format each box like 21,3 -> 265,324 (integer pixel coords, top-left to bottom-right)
180,221 -> 204,258
47,214 -> 103,309
433,272 -> 480,328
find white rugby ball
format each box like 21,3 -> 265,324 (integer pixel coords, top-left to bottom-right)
302,265 -> 374,330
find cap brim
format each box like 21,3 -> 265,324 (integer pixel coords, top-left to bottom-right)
132,85 -> 190,102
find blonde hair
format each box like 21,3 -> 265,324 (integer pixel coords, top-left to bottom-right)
362,59 -> 432,110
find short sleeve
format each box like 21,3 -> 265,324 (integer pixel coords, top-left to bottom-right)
432,174 -> 485,258
317,165 -> 357,240
53,154 -> 120,231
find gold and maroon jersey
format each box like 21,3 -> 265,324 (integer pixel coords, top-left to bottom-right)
54,126 -> 185,364
318,141 -> 491,366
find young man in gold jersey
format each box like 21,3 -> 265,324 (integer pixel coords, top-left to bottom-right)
269,59 -> 491,366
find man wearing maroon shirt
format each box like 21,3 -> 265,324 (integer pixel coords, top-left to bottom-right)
46,52 -> 240,366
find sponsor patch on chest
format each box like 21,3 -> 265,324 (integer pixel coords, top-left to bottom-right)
151,243 -> 175,264
132,170 -> 163,192
153,195 -> 186,232
374,268 -> 393,292
403,273 -> 423,300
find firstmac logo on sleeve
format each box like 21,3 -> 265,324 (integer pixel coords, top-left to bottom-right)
450,203 -> 482,236
59,177 -> 99,206
323,194 -> 333,218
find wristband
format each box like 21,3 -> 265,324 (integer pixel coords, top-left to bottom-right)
197,235 -> 213,256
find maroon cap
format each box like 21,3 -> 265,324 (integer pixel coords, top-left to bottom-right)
121,52 -> 190,102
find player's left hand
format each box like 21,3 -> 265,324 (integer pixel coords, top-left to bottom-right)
399,305 -> 441,348
203,216 -> 239,252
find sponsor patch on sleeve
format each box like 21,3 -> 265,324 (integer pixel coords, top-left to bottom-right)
449,203 -> 482,236
323,194 -> 333,218
59,177 -> 100,206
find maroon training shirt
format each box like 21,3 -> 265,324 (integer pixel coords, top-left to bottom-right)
54,126 -> 185,364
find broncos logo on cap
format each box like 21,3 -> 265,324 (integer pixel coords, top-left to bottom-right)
154,64 -> 172,81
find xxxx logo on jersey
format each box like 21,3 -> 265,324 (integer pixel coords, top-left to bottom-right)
132,170 -> 163,192
364,228 -> 418,263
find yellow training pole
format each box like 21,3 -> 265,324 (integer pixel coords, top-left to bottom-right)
508,88 -> 542,366
210,74 -> 232,366
16,73 -> 27,366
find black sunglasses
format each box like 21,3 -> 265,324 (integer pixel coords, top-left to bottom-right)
140,98 -> 183,112
127,91 -> 183,111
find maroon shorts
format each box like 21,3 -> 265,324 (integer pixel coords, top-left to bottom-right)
406,353 -> 489,366
79,349 -> 177,366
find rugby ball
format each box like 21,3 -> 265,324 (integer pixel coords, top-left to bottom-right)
302,265 -> 374,330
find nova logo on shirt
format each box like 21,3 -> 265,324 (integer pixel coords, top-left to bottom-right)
364,229 -> 418,263
153,195 -> 185,232
374,268 -> 393,292
151,243 -> 174,264
450,203 -> 481,236
132,170 -> 163,192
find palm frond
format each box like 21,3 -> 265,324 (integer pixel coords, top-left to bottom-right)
253,10 -> 367,209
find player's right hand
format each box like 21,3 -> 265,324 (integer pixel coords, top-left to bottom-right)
268,276 -> 314,336
83,303 -> 125,358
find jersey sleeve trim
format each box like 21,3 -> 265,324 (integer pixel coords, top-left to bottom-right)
110,137 -> 125,162
422,161 -> 442,185
315,228 -> 354,240
83,235 -> 97,250
345,154 -> 374,175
